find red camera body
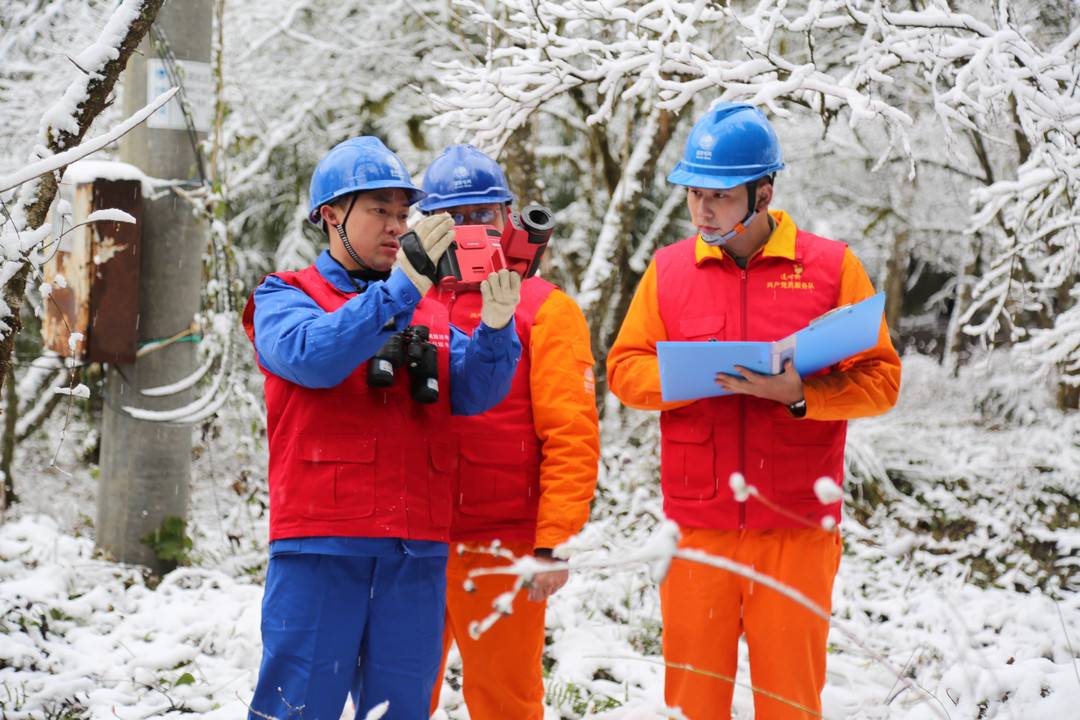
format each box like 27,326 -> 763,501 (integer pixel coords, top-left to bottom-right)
436,204 -> 555,291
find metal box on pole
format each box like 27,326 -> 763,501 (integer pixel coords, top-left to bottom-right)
43,168 -> 143,365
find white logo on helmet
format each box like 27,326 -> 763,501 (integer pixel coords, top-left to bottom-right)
695,132 -> 715,161
451,165 -> 473,190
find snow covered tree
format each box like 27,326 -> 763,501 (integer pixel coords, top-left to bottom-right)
0,1 -> 119,177
217,0 -> 475,278
0,0 -> 166,396
432,0 -> 1080,408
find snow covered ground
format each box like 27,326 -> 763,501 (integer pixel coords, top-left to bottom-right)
1,355 -> 1077,719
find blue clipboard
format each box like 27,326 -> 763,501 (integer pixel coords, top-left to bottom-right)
657,292 -> 885,402
792,292 -> 886,376
657,341 -> 775,401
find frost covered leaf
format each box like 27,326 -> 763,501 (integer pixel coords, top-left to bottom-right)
729,472 -> 751,502
643,520 -> 680,583
492,590 -> 515,615
53,383 -> 90,399
813,476 -> 843,504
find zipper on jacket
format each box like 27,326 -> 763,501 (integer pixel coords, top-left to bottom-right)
436,286 -> 459,324
738,268 -> 748,529
447,289 -> 458,321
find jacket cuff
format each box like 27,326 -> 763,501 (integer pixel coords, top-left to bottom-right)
801,381 -> 823,420
475,320 -> 514,343
386,268 -> 422,309
472,320 -> 519,360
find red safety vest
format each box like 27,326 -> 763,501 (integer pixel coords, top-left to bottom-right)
429,277 -> 555,544
242,265 -> 456,543
655,231 -> 848,529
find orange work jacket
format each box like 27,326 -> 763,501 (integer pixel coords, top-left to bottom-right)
608,210 -> 901,529
430,277 -> 599,549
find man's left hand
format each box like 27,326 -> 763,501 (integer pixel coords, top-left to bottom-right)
480,269 -> 521,330
527,561 -> 569,602
716,358 -> 804,406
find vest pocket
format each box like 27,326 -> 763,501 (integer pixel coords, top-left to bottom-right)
678,314 -> 726,341
297,436 -> 376,519
428,439 -> 459,529
770,417 -> 845,502
661,419 -> 717,501
457,437 -> 539,519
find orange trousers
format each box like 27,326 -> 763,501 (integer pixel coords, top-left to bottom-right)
430,541 -> 546,720
661,527 -> 841,720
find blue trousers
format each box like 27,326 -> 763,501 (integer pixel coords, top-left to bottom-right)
249,552 -> 447,720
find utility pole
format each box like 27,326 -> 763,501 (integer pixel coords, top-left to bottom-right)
97,1 -> 212,574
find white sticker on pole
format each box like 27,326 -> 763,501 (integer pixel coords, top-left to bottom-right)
146,58 -> 213,132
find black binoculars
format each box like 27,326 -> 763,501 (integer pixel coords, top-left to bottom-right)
366,325 -> 439,404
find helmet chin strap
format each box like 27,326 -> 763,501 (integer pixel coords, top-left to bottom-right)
333,194 -> 373,270
701,209 -> 758,246
700,179 -> 760,246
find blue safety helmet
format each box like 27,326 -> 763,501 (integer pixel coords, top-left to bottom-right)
308,136 -> 426,224
417,144 -> 515,213
667,103 -> 785,189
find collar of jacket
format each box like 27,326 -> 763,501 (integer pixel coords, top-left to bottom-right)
694,209 -> 798,267
314,249 -> 396,293
315,250 -> 358,293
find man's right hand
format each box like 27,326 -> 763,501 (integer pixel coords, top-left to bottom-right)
397,213 -> 455,294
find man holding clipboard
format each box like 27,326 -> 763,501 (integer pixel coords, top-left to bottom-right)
607,104 -> 901,719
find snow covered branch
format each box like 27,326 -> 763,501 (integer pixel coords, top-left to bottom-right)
434,0 -> 1080,403
0,88 -> 177,196
466,518 -> 950,719
0,0 -> 166,396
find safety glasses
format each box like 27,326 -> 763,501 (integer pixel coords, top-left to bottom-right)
450,207 -> 498,225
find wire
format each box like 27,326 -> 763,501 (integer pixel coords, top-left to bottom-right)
135,321 -> 203,358
149,25 -> 208,185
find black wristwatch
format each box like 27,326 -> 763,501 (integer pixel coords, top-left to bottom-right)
787,398 -> 807,418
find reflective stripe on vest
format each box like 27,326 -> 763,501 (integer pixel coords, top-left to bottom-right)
430,276 -> 556,543
243,265 -> 457,543
655,231 -> 848,530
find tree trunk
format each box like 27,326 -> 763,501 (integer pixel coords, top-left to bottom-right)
1,364 -> 17,510
883,228 -> 908,352
943,234 -> 982,375
501,117 -> 547,209
1056,278 -> 1079,410
577,104 -> 678,412
1058,380 -> 1080,411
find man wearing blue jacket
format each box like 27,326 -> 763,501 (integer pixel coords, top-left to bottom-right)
242,136 -> 522,720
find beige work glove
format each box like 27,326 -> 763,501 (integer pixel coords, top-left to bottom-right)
396,213 -> 455,295
480,269 -> 521,330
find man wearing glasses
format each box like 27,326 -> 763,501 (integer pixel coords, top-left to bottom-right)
421,145 -> 600,720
